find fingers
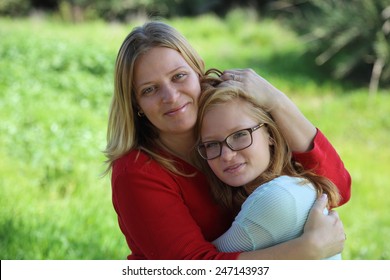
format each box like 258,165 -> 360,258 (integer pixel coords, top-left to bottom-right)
221,71 -> 242,82
221,68 -> 254,82
327,209 -> 346,247
328,209 -> 340,219
312,193 -> 328,213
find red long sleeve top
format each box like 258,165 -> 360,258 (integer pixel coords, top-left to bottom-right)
111,129 -> 351,260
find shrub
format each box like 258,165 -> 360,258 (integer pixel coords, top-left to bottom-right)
0,0 -> 31,16
275,0 -> 390,94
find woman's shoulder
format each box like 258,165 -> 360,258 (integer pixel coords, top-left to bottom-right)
114,149 -> 151,169
112,150 -> 164,180
111,149 -> 199,183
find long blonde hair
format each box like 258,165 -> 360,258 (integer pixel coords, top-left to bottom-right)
104,21 -> 205,175
195,70 -> 340,210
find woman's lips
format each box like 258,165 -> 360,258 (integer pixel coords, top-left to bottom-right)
165,103 -> 189,116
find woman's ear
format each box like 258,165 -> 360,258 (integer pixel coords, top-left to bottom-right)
268,136 -> 275,146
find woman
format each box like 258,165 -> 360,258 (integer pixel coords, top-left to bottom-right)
104,21 -> 351,259
195,80 -> 342,259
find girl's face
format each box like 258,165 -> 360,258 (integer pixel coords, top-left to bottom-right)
200,101 -> 272,189
134,47 -> 201,138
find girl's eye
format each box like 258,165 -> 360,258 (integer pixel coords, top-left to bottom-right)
205,142 -> 219,149
233,131 -> 249,139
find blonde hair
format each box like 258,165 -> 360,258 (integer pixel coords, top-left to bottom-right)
195,70 -> 340,210
104,21 -> 205,175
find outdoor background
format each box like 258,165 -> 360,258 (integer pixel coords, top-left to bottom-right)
1,0 -> 389,260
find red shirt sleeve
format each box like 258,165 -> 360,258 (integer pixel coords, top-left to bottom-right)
292,129 -> 351,206
111,152 -> 240,260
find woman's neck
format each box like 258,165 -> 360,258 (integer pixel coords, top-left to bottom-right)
159,130 -> 196,163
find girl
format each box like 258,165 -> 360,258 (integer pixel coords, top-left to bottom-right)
195,73 -> 342,259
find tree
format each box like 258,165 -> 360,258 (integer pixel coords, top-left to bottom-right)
275,0 -> 390,94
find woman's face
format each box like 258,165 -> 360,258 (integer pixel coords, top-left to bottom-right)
133,47 -> 201,137
200,101 -> 272,189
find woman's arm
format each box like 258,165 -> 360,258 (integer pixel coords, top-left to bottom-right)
221,69 -> 351,204
112,152 -> 344,260
238,194 -> 345,260
293,129 -> 351,205
221,69 -> 316,152
115,166 -> 344,259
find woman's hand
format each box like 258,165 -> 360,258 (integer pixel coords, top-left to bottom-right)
303,194 -> 346,259
220,68 -> 280,112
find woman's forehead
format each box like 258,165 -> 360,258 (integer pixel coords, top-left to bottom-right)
134,47 -> 189,84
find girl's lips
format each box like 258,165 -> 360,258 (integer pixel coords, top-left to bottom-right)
164,103 -> 189,116
223,163 -> 245,173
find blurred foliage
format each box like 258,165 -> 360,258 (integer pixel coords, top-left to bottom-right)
1,0 -> 389,93
272,0 -> 390,94
0,0 -> 31,16
0,0 -> 276,19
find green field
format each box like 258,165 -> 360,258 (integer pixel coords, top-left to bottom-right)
1,14 -> 389,260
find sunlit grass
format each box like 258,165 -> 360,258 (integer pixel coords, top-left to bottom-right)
296,92 -> 390,260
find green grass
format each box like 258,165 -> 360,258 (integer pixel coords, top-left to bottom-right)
1,14 -> 389,260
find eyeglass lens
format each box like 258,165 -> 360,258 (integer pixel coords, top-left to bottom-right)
199,129 -> 252,159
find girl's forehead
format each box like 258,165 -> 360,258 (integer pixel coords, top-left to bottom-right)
206,99 -> 247,115
202,102 -> 257,135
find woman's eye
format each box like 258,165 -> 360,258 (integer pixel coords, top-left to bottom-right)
141,86 -> 154,95
173,73 -> 186,80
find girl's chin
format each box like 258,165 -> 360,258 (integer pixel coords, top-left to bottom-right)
221,178 -> 248,188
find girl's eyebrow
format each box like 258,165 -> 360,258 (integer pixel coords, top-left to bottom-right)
201,123 -> 257,142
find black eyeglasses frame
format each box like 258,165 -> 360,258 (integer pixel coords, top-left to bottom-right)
197,123 -> 265,160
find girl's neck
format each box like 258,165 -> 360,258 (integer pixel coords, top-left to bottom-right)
244,174 -> 278,195
159,130 -> 196,163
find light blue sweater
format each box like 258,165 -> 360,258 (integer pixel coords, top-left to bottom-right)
213,175 -> 341,260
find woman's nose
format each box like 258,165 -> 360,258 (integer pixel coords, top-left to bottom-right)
161,83 -> 179,103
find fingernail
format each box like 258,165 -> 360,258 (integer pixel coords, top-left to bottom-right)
321,193 -> 328,200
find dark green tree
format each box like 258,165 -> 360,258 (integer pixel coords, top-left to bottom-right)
275,0 -> 390,94
0,0 -> 31,16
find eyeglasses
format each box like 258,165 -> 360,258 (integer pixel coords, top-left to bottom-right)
197,123 -> 264,160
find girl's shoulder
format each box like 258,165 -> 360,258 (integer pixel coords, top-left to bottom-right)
242,176 -> 316,212
237,176 -> 317,223
253,175 -> 314,194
